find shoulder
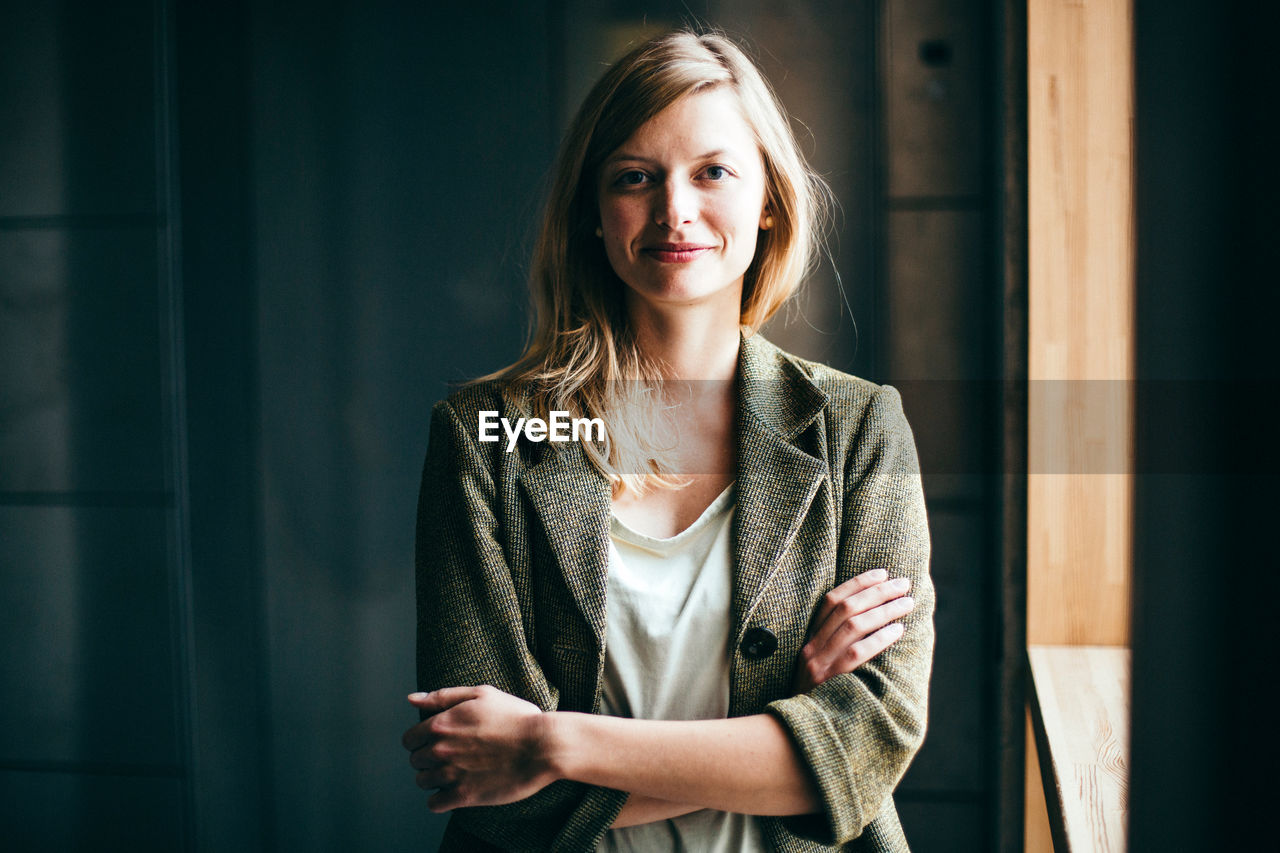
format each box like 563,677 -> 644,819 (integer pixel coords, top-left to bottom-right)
779,350 -> 880,408
430,377 -> 544,437
422,380 -> 527,479
432,380 -> 509,427
748,334 -> 907,434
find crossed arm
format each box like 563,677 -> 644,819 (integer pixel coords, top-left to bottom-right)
402,569 -> 915,825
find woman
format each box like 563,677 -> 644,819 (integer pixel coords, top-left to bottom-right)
402,31 -> 933,853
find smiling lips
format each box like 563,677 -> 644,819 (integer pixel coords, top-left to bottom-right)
641,242 -> 715,263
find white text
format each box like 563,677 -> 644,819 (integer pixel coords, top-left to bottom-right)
478,410 -> 605,452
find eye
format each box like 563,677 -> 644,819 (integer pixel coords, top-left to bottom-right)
614,170 -> 650,187
703,164 -> 731,181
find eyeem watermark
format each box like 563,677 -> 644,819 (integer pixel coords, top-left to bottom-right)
478,410 -> 605,452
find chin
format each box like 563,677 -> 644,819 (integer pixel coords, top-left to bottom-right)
621,268 -> 745,309
633,287 -> 740,313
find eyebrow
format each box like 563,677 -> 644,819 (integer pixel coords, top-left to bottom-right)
604,149 -> 731,166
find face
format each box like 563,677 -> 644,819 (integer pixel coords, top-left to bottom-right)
596,87 -> 771,316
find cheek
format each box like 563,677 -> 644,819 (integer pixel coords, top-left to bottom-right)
598,196 -> 641,235
596,220 -> 633,281
736,186 -> 769,258
733,228 -> 762,270
599,203 -> 650,277
601,239 -> 628,281
720,202 -> 763,256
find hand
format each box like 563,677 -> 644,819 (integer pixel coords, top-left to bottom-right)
402,685 -> 555,811
792,569 -> 915,694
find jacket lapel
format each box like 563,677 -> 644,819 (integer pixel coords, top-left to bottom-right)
731,334 -> 829,640
518,430 -> 612,651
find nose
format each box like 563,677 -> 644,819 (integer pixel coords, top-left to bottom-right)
655,180 -> 697,228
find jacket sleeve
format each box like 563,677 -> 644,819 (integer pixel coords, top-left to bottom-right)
416,399 -> 627,852
765,385 -> 934,846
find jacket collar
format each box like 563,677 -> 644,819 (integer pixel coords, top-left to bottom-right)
736,331 -> 829,439
518,332 -> 830,651
730,332 -> 829,642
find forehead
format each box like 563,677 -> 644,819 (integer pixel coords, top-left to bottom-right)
608,87 -> 761,162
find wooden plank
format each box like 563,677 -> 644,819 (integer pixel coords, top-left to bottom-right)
1026,0 -> 1134,648
1028,645 -> 1130,853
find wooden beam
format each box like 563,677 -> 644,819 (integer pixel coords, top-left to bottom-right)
1028,645 -> 1130,853
1027,0 -> 1134,648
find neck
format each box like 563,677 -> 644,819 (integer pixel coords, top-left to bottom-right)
627,296 -> 742,381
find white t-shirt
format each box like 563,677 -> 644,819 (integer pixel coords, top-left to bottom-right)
597,485 -> 766,853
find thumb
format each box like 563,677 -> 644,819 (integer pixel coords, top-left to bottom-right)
407,685 -> 486,715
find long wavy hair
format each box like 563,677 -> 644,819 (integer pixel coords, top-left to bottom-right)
491,30 -> 832,495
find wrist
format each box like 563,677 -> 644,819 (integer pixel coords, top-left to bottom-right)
533,710 -> 579,782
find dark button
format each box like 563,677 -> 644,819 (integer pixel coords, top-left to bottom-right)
740,627 -> 778,660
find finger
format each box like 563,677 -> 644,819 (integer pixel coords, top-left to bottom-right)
805,596 -> 914,679
811,572 -> 906,638
840,620 -> 907,671
403,703 -> 471,752
810,577 -> 912,651
409,746 -> 445,772
428,784 -> 465,812
825,595 -> 914,649
805,620 -> 907,688
402,719 -> 434,752
407,686 -> 487,716
810,569 -> 888,628
415,766 -> 457,790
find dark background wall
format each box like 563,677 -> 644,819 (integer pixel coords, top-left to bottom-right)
1129,1 -> 1278,852
1,1 -> 190,849
0,1 -> 1008,850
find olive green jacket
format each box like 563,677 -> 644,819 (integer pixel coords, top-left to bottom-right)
415,333 -> 934,852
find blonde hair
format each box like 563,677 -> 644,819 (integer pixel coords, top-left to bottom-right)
492,30 -> 832,494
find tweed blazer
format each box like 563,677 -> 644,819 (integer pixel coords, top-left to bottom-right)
415,333 -> 934,853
